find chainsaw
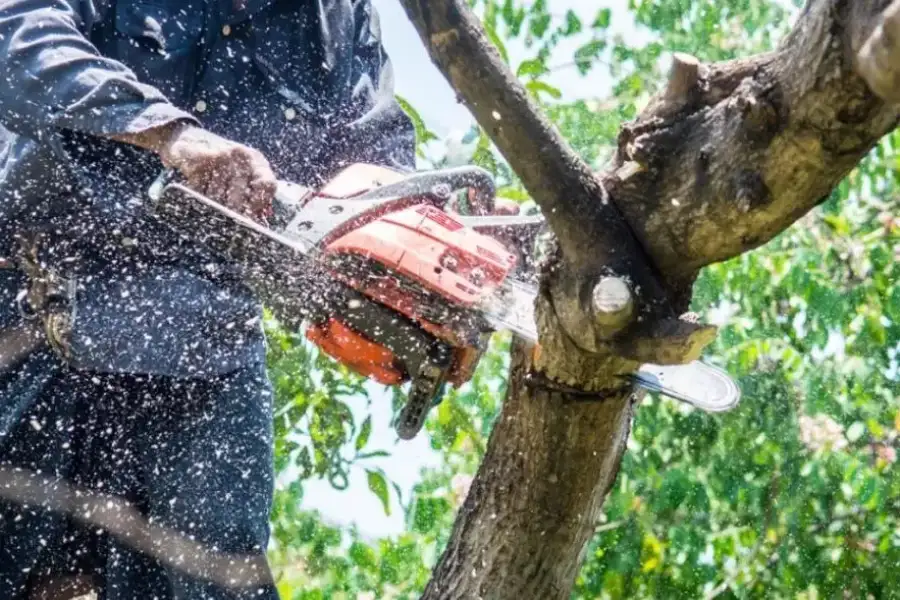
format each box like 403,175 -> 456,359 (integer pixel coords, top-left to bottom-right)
147,163 -> 740,439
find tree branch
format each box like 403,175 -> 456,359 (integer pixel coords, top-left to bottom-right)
394,0 -> 900,598
420,341 -> 637,599
608,0 -> 900,291
395,0 -> 619,268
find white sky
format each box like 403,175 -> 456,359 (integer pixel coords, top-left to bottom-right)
298,0 -> 640,539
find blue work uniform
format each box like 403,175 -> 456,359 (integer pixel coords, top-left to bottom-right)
0,0 -> 415,598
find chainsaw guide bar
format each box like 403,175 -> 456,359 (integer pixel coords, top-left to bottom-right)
148,164 -> 741,438
480,279 -> 741,412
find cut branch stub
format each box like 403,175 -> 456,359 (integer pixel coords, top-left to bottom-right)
665,53 -> 702,102
611,315 -> 718,366
591,276 -> 634,334
636,52 -> 710,122
543,265 -> 641,357
540,262 -> 716,377
857,0 -> 900,104
652,53 -> 708,118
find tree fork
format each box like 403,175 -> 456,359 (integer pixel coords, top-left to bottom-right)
396,0 -> 900,598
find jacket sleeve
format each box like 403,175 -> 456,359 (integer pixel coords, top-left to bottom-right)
0,0 -> 197,141
342,0 -> 416,171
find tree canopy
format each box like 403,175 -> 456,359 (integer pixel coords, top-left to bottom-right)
263,1 -> 900,598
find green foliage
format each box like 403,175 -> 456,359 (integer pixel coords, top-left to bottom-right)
267,1 -> 900,598
571,135 -> 900,598
268,508 -> 433,599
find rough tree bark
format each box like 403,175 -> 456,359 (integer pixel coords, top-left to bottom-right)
394,1 -> 900,598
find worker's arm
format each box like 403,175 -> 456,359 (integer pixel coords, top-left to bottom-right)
0,0 -> 275,214
0,0 -> 192,142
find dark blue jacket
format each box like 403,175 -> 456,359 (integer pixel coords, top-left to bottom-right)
0,0 -> 415,379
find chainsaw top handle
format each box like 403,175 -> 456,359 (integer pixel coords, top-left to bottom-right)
348,166 -> 496,214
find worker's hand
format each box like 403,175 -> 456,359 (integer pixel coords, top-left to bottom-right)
156,124 -> 277,218
109,122 -> 277,218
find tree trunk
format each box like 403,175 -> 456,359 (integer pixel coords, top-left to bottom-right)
395,0 -> 900,598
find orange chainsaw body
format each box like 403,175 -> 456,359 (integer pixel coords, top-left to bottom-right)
301,164 -> 517,387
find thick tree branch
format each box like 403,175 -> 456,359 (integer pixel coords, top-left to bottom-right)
395,0 -> 620,269
609,0 -> 900,291
395,0 -> 900,598
421,341 -> 637,599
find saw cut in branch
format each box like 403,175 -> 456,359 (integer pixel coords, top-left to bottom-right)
591,276 -> 634,333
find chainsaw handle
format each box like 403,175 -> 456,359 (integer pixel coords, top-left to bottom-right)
150,167 -> 301,231
353,166 -> 496,213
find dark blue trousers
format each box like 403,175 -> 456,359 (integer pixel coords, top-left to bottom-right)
0,348 -> 278,599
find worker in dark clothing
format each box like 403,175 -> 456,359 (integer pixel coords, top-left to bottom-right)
0,1 -> 415,598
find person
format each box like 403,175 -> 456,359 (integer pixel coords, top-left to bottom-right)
0,1 -> 415,598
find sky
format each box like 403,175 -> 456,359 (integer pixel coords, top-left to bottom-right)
298,0 -> 641,540
374,0 -> 639,136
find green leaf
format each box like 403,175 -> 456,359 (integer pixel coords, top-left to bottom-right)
592,8 -> 612,29
497,186 -> 531,202
526,80 -> 562,100
655,468 -> 690,512
395,95 -> 437,147
484,20 -> 510,64
573,40 -> 607,74
355,415 -> 372,451
348,541 -> 378,568
501,0 -> 526,36
356,450 -> 390,459
410,496 -> 451,534
472,131 -> 499,174
529,14 -> 551,39
516,58 -> 548,78
366,469 -> 391,516
563,10 -> 582,36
